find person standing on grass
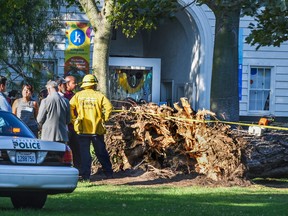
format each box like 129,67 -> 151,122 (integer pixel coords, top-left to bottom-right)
12,84 -> 39,137
0,76 -> 12,112
37,80 -> 70,143
70,74 -> 113,181
64,75 -> 81,174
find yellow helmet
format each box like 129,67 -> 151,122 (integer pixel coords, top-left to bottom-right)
80,74 -> 98,88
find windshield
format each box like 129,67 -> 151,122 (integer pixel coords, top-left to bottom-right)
0,111 -> 35,138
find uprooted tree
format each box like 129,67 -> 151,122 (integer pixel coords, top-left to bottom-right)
93,98 -> 288,183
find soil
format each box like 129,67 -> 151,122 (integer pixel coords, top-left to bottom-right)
90,169 -> 288,188
90,125 -> 288,188
90,169 -> 253,187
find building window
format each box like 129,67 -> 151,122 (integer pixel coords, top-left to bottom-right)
249,67 -> 271,111
108,66 -> 153,105
32,59 -> 57,89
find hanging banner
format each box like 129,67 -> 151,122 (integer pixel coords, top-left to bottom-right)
238,28 -> 243,101
64,22 -> 91,80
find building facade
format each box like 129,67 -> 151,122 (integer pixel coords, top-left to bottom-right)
8,2 -> 288,119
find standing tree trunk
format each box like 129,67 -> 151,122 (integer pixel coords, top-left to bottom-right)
92,19 -> 112,97
206,3 -> 241,122
79,0 -> 114,96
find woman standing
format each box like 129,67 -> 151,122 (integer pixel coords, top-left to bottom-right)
12,84 -> 39,137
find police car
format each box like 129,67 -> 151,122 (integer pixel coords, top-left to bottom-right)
0,111 -> 78,209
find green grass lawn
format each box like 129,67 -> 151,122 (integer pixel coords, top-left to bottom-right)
1,181 -> 288,216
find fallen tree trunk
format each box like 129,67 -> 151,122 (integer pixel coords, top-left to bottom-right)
95,98 -> 288,182
244,131 -> 288,179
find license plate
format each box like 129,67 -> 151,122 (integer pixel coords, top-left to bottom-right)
16,152 -> 36,164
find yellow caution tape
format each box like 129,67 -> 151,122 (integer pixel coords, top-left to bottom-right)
112,109 -> 288,131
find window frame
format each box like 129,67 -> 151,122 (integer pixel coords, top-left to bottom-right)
248,66 -> 273,114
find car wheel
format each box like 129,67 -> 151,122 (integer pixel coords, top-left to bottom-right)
10,193 -> 47,209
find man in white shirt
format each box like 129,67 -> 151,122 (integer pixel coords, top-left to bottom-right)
0,76 -> 12,112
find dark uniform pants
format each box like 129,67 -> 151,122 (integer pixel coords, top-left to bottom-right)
78,134 -> 112,180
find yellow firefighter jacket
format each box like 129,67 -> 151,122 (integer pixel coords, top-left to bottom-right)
70,89 -> 113,135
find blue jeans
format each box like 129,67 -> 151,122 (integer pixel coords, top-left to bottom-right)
78,134 -> 112,179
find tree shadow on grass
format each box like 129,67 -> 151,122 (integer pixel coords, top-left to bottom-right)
90,169 -> 201,186
91,169 -> 252,187
252,178 -> 288,188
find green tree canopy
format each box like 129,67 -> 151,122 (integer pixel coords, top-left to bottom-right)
246,1 -> 288,49
111,0 -> 179,38
0,0 -> 62,91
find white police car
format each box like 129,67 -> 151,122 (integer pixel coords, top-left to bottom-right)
0,111 -> 78,209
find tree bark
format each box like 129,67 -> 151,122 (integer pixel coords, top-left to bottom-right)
92,22 -> 112,96
244,133 -> 288,179
79,0 -> 115,96
207,4 -> 241,122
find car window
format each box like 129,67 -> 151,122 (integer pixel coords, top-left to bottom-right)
0,111 -> 35,138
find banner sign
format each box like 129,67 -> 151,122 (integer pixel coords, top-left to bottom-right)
238,28 -> 243,101
64,22 -> 91,79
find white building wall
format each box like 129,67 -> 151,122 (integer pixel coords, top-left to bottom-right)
238,14 -> 288,117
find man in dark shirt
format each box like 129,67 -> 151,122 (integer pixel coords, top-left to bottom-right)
64,75 -> 81,175
56,77 -> 67,97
